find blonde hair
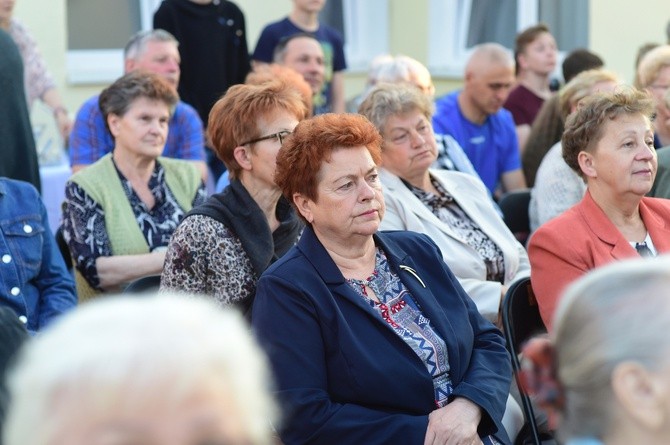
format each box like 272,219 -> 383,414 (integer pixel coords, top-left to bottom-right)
637,44 -> 670,88
559,69 -> 620,120
3,295 -> 277,445
553,257 -> 670,440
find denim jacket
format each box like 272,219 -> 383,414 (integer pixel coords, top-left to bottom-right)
0,178 -> 76,332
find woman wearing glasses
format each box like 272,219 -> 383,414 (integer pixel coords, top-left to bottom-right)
160,79 -> 307,315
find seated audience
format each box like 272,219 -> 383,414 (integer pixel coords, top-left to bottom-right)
0,30 -> 39,191
372,55 -> 479,178
636,44 -> 670,147
523,48 -> 604,186
521,257 -> 670,445
68,29 -> 207,179
433,43 -> 526,197
359,83 -> 529,323
253,113 -> 512,444
528,88 -> 670,330
62,72 -> 206,300
504,24 -> 558,152
3,294 -> 277,445
529,69 -> 620,232
160,79 -> 306,314
0,0 -> 72,142
0,178 -> 76,333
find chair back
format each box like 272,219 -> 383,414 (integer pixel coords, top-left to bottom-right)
498,189 -> 531,244
502,277 -> 550,445
124,275 -> 162,294
55,226 -> 73,272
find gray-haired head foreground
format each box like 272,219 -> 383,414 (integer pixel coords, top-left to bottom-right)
3,294 -> 277,445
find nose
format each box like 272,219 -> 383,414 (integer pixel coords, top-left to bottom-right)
358,179 -> 376,201
638,141 -> 655,159
410,129 -> 426,148
310,59 -> 325,76
148,119 -> 163,134
168,59 -> 180,73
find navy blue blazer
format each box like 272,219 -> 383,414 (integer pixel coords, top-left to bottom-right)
252,227 -> 512,445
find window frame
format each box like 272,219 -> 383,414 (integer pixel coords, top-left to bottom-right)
342,0 -> 390,72
427,0 -> 542,77
66,0 -> 161,84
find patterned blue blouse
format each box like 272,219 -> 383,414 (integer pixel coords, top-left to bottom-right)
346,247 -> 501,445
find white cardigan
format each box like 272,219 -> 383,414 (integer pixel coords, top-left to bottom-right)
380,168 -> 530,322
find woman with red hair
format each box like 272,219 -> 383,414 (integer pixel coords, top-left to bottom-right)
252,113 -> 512,445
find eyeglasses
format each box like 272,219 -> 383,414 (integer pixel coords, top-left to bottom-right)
241,130 -> 292,146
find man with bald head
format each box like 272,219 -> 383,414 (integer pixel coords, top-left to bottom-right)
433,43 -> 526,196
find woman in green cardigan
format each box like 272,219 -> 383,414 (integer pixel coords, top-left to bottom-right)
62,72 -> 206,300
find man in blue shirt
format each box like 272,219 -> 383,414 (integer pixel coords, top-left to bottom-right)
69,30 -> 207,180
433,43 -> 526,197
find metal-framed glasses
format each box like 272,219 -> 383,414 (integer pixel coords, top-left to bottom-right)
241,130 -> 292,146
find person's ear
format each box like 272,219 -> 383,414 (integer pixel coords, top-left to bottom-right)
124,58 -> 136,73
107,114 -> 122,138
611,361 -> 666,430
293,192 -> 314,224
233,145 -> 252,171
517,53 -> 529,71
578,150 -> 597,178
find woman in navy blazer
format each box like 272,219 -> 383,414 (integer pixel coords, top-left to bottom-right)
252,113 -> 512,445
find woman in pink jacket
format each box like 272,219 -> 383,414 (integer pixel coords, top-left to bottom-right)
528,87 -> 670,330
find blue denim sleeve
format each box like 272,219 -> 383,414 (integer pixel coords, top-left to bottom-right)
35,198 -> 77,329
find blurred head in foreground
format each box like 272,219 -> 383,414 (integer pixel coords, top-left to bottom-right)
3,294 -> 276,445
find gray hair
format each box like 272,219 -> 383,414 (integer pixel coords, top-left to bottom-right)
3,294 -> 277,445
558,69 -> 620,120
637,44 -> 670,88
358,83 -> 435,136
124,29 -> 178,61
375,55 -> 435,97
553,257 -> 670,441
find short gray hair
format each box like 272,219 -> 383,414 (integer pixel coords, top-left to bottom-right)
553,257 -> 670,441
375,55 -> 435,97
358,82 -> 435,136
124,29 -> 178,61
3,294 -> 277,445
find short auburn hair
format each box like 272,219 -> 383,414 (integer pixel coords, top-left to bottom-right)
562,87 -> 654,178
207,80 -> 307,180
275,113 -> 382,222
245,64 -> 312,117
